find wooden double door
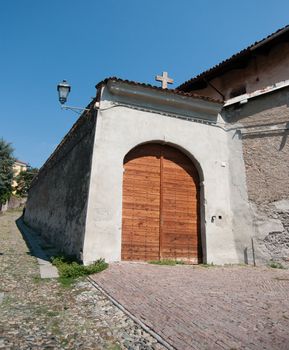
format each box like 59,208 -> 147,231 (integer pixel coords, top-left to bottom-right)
121,143 -> 202,263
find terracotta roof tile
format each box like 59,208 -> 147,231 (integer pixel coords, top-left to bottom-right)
96,77 -> 223,104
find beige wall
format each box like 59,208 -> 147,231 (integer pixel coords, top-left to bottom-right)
192,42 -> 289,101
225,88 -> 289,203
224,87 -> 289,264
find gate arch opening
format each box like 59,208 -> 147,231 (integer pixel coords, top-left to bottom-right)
121,143 -> 202,263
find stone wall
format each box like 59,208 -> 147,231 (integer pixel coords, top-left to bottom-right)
8,196 -> 26,210
0,197 -> 26,213
24,109 -> 97,259
225,88 -> 289,264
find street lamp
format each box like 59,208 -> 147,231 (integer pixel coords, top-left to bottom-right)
57,80 -> 94,114
57,80 -> 71,104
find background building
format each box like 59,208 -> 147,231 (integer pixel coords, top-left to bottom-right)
12,160 -> 28,193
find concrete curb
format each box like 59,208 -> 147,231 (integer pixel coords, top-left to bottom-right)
16,218 -> 59,279
87,276 -> 176,350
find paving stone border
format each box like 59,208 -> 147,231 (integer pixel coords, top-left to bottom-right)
88,277 -> 175,350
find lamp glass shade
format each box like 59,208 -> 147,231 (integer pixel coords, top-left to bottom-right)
57,80 -> 71,104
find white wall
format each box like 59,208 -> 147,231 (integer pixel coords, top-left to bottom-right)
82,81 -> 253,265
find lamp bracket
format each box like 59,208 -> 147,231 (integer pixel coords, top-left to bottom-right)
61,105 -> 90,115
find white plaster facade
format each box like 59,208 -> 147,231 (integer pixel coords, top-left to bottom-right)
82,80 -> 253,265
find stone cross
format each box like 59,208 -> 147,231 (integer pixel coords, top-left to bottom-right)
155,71 -> 174,89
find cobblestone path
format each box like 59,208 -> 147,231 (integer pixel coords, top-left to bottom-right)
91,262 -> 289,350
0,210 -> 164,350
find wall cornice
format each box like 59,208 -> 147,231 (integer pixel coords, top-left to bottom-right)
103,80 -> 222,122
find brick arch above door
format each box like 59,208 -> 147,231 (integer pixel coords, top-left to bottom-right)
121,143 -> 202,263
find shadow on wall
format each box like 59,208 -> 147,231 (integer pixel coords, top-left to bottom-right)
279,124 -> 289,150
244,247 -> 248,265
224,88 -> 289,124
16,217 -> 58,263
241,129 -> 289,152
224,89 -> 289,151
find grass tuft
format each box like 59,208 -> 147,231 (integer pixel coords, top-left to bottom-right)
268,261 -> 285,269
148,259 -> 185,266
58,276 -> 76,288
200,262 -> 215,268
51,255 -> 108,286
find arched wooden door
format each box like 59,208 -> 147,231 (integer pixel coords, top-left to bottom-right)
121,143 -> 202,263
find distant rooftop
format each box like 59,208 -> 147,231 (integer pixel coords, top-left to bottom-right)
14,159 -> 28,166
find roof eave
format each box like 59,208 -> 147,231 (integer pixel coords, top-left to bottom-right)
100,79 -> 223,123
96,77 -> 222,104
177,24 -> 289,92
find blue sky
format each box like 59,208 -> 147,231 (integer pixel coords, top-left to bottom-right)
1,0 -> 289,167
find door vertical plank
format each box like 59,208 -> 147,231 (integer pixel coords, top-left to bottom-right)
161,146 -> 201,263
159,153 -> 164,260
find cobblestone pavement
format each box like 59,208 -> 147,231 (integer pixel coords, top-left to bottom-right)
0,209 -> 164,350
91,262 -> 289,350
